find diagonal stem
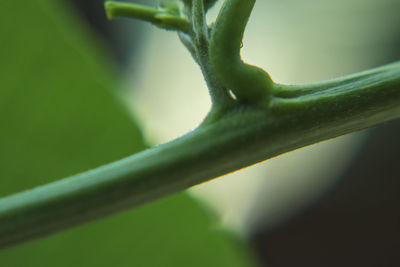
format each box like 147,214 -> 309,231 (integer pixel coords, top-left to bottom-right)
0,61 -> 399,250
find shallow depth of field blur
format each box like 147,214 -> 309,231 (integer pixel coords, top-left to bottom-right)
0,0 -> 399,266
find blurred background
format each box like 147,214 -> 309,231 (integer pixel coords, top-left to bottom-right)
1,0 -> 399,266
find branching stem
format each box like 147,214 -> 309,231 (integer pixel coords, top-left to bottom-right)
1,0 -> 399,250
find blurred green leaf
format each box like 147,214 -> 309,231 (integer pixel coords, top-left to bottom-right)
0,0 -> 256,266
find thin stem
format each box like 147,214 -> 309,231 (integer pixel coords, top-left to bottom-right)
272,62 -> 400,98
190,0 -> 237,109
1,61 -> 399,250
192,0 -> 207,42
210,0 -> 273,103
105,1 -> 190,32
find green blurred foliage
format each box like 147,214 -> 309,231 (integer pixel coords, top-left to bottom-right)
0,0 -> 256,266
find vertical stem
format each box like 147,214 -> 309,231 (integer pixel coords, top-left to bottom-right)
191,0 -> 236,110
192,0 -> 207,39
210,0 -> 272,103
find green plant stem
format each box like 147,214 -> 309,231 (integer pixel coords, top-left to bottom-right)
105,1 -> 190,32
190,0 -> 237,110
1,61 -> 400,250
210,0 -> 273,103
1,0 -> 399,251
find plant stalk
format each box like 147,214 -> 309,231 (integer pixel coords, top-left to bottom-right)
0,61 -> 399,250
